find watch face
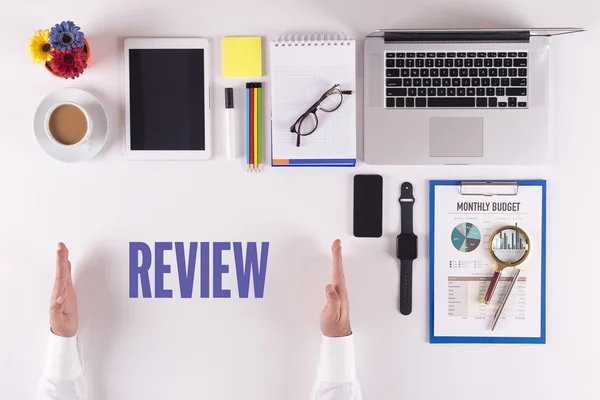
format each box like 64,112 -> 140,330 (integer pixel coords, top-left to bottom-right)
397,234 -> 418,260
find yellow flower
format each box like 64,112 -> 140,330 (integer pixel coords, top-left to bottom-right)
28,30 -> 53,65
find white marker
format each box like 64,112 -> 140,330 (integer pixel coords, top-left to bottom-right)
224,88 -> 237,158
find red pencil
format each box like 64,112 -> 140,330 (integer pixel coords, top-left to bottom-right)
250,84 -> 254,166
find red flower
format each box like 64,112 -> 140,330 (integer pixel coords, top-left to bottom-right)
48,47 -> 87,79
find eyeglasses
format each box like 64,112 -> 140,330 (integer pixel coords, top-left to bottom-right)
290,84 -> 353,147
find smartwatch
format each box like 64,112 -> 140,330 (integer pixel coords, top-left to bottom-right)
397,182 -> 418,315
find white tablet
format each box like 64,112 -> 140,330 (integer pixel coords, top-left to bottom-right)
124,38 -> 211,160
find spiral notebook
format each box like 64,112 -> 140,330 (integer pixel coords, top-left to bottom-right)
270,33 -> 356,167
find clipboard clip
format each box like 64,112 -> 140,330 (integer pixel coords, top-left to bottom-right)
459,181 -> 519,196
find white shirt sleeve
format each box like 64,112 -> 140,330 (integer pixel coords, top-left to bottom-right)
36,331 -> 88,400
313,334 -> 363,400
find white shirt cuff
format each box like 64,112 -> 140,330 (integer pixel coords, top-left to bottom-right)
43,331 -> 83,381
317,334 -> 357,383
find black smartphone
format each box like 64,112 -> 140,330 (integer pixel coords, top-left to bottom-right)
353,174 -> 383,238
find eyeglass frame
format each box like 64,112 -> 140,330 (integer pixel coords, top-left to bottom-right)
289,84 -> 353,147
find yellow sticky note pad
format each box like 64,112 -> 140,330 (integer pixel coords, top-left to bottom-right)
222,37 -> 263,78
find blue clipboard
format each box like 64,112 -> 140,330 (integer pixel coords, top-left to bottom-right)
429,180 -> 547,344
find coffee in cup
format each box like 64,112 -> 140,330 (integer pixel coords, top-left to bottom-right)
47,103 -> 89,145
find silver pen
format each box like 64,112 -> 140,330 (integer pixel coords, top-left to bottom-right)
490,268 -> 521,331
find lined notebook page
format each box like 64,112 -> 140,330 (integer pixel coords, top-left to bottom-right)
270,37 -> 356,164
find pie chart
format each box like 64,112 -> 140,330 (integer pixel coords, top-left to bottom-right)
451,223 -> 481,252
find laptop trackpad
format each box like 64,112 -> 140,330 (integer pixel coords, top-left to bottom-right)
429,117 -> 483,157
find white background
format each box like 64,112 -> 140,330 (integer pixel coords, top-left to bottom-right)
0,0 -> 599,399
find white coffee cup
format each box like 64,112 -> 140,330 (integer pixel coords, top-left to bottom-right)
44,102 -> 95,150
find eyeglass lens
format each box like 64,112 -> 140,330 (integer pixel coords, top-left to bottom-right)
319,89 -> 343,112
297,114 -> 318,135
296,90 -> 343,135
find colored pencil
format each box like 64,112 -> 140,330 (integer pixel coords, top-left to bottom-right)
245,82 -> 263,172
257,84 -> 262,167
245,84 -> 250,167
250,83 -> 256,169
253,84 -> 258,167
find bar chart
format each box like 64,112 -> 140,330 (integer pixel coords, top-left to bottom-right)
492,228 -> 525,251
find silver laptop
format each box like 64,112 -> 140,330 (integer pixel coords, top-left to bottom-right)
364,28 -> 583,165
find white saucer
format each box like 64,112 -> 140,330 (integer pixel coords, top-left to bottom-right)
34,88 -> 109,162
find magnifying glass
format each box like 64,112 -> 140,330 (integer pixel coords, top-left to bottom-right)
482,225 -> 530,305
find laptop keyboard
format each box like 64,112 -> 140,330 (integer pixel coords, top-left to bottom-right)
385,51 -> 528,108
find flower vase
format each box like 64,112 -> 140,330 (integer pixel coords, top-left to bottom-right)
45,37 -> 91,78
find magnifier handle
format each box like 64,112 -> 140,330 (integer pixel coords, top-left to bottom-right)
483,271 -> 502,304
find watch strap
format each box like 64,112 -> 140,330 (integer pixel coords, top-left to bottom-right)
400,259 -> 413,315
400,182 -> 414,235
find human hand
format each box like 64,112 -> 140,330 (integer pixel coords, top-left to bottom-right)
49,243 -> 78,337
320,239 -> 352,338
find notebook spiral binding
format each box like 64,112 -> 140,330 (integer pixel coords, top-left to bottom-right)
274,33 -> 353,47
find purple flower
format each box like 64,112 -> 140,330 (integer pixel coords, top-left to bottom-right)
49,21 -> 85,50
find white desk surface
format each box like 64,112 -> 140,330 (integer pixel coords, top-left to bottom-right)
1,0 -> 598,399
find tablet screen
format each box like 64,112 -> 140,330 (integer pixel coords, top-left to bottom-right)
129,49 -> 205,151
